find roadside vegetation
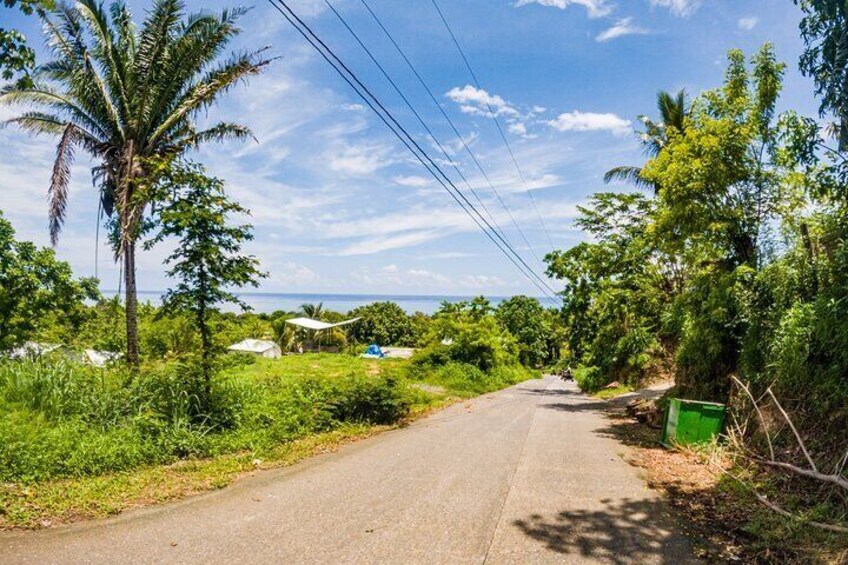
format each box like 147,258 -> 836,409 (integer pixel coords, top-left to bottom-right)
545,4 -> 848,559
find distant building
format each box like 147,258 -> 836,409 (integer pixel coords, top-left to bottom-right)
227,339 -> 282,359
7,342 -> 62,359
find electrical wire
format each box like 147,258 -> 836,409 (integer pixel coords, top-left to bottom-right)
357,0 -> 545,268
265,0 -> 558,299
430,0 -> 556,250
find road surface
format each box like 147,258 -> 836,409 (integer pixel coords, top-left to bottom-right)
1,376 -> 696,564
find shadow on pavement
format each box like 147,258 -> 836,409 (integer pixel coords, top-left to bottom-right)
513,497 -> 695,565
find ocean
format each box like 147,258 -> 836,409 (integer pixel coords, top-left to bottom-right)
129,291 -> 560,315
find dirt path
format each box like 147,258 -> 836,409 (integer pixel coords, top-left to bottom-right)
1,377 -> 697,564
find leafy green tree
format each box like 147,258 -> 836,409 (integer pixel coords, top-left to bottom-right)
546,193 -> 676,387
0,211 -> 98,349
640,44 -> 798,398
494,296 -> 550,367
0,0 -> 271,366
794,0 -> 848,150
604,89 -> 690,191
348,301 -> 413,346
0,1 -> 52,85
146,162 -> 264,402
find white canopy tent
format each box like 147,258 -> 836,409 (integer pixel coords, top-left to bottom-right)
227,339 -> 282,359
284,317 -> 361,331
284,317 -> 361,352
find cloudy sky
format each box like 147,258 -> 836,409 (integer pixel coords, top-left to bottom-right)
1,0 -> 819,297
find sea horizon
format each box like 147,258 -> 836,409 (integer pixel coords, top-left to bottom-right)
105,290 -> 560,315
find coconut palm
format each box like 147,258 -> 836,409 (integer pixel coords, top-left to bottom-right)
299,302 -> 325,320
0,0 -> 271,366
604,89 -> 690,192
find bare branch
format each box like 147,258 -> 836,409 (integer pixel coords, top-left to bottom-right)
766,388 -> 817,472
753,458 -> 848,492
710,463 -> 848,534
731,376 -> 775,461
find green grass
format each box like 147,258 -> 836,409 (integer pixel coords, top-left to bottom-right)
593,384 -> 635,400
0,353 -> 536,528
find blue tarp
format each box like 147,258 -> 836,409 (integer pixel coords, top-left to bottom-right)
364,344 -> 384,357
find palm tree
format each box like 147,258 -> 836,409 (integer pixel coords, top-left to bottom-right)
1,0 -> 271,366
604,90 -> 690,192
299,302 -> 325,320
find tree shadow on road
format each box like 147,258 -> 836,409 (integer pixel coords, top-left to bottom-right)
513,496 -> 695,565
520,385 -> 611,413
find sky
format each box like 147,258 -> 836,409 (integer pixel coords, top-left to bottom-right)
0,0 -> 821,297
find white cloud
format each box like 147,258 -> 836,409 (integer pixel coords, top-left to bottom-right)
738,17 -> 758,31
329,143 -> 396,175
272,262 -> 319,286
596,17 -> 650,42
508,121 -> 535,139
515,0 -> 613,19
547,111 -> 632,136
649,0 -> 700,17
393,175 -> 432,188
338,230 -> 446,256
446,85 -> 520,118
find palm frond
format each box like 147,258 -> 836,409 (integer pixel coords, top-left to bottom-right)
0,83 -> 108,138
172,122 -> 254,150
49,123 -> 78,245
149,49 -> 272,146
603,166 -> 654,190
132,0 -> 183,132
76,0 -> 131,123
141,7 -> 250,139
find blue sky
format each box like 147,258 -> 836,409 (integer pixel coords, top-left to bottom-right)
0,0 -> 819,296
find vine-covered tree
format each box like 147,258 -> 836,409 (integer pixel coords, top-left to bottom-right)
0,0 -> 271,366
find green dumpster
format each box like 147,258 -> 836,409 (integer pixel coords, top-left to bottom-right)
661,398 -> 726,448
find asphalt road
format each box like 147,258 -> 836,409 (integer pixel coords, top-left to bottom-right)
1,376 -> 697,564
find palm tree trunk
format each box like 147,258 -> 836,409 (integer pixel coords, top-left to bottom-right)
123,238 -> 140,368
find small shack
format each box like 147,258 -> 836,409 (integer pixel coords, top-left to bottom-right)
227,339 -> 282,359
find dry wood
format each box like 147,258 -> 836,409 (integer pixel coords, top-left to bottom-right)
766,388 -> 818,473
731,376 -> 775,461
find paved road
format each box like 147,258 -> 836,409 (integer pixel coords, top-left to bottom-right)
1,376 -> 696,564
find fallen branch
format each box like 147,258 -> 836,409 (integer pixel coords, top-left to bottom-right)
731,376 -> 775,461
754,458 -> 848,492
709,463 -> 848,534
766,388 -> 818,473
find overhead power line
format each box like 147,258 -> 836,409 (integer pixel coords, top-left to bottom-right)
321,0 -> 509,245
357,0 -> 545,268
429,0 -> 556,251
265,0 -> 559,299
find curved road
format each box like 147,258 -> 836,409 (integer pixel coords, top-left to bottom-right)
1,376 -> 697,564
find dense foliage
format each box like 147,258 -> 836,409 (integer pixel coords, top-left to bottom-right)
0,212 -> 98,350
550,43 -> 848,458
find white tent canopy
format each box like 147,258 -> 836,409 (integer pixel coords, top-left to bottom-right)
284,317 -> 360,331
227,339 -> 282,359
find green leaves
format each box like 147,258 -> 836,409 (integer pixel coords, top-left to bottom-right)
0,212 -> 100,350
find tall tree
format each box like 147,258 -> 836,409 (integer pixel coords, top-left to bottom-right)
146,162 -> 264,402
604,89 -> 690,192
0,0 -> 271,366
794,0 -> 848,150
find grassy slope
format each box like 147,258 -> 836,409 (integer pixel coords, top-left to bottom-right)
0,354 -> 533,529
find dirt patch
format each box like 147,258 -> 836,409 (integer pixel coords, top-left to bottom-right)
600,408 -> 848,564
